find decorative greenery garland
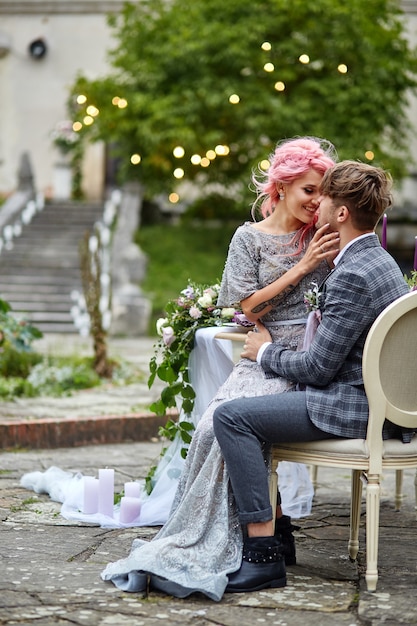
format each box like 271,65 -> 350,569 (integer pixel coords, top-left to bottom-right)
145,281 -> 248,493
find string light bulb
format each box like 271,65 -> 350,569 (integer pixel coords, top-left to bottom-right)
86,105 -> 99,117
215,145 -> 230,156
274,81 -> 285,92
173,146 -> 185,158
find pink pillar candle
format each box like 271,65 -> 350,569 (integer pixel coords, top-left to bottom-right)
119,496 -> 141,524
98,468 -> 114,517
124,482 -> 141,498
381,214 -> 387,250
83,476 -> 99,515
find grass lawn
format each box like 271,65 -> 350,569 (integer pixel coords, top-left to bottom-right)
136,221 -> 241,333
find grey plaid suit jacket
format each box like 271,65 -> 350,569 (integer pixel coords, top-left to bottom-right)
261,233 -> 409,439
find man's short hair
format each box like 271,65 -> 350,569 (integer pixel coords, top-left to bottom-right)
320,160 -> 393,230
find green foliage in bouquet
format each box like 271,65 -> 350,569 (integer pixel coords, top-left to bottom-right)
145,281 -> 243,494
148,281 -> 240,419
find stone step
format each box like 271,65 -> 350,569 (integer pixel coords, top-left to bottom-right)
5,300 -> 74,313
5,232 -> 89,243
0,201 -> 106,333
20,219 -> 101,229
21,216 -> 101,225
2,243 -> 81,252
0,285 -> 74,295
0,277 -> 80,288
24,311 -> 75,323
0,279 -> 79,286
8,243 -> 86,254
0,263 -> 80,272
0,274 -> 80,284
30,322 -> 78,334
1,260 -> 80,269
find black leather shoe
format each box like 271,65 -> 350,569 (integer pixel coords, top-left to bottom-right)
275,515 -> 300,566
226,536 -> 286,593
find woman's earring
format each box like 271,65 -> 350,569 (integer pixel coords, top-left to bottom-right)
279,192 -> 285,201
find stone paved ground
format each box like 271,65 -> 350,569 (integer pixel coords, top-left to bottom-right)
1,442 -> 417,625
0,335 -> 417,624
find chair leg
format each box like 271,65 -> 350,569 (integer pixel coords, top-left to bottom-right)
269,459 -> 278,527
395,469 -> 403,511
365,473 -> 381,592
310,465 -> 318,490
349,469 -> 362,561
414,469 -> 417,521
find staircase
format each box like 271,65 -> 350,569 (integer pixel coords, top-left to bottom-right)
0,201 -> 104,333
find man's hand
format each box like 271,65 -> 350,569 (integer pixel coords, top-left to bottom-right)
241,321 -> 272,361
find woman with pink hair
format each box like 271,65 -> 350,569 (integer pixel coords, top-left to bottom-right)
102,137 -> 340,600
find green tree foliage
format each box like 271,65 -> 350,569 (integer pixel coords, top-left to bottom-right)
70,0 -> 417,203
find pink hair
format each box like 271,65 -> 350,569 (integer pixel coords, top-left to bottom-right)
251,136 -> 337,255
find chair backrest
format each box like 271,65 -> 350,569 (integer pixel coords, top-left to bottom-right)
363,290 -> 417,473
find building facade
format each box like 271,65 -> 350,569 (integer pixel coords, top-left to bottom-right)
0,0 -> 126,201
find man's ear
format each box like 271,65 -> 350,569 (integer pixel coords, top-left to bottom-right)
336,205 -> 350,223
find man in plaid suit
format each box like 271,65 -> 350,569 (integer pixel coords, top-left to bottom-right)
213,161 -> 409,594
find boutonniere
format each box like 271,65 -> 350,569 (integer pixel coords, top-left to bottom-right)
303,282 -> 323,312
405,270 -> 417,291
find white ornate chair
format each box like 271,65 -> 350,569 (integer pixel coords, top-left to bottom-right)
309,455 -> 414,513
268,290 -> 417,592
215,323 -> 413,515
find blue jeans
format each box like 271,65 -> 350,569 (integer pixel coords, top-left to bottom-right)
213,391 -> 338,525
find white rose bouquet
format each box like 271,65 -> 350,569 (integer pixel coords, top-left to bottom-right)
149,281 -> 244,418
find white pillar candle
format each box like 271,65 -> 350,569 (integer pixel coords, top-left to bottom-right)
98,468 -> 114,517
83,476 -> 99,515
124,481 -> 141,499
119,496 -> 141,524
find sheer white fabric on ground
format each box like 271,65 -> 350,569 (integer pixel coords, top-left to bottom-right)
19,327 -> 235,528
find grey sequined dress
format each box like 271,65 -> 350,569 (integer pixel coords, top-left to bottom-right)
101,222 -> 330,601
